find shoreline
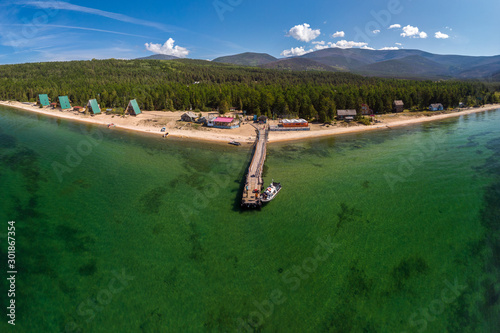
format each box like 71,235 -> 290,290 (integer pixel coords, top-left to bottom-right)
1,100 -> 499,144
268,104 -> 500,143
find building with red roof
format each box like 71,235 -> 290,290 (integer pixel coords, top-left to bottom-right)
207,117 -> 240,129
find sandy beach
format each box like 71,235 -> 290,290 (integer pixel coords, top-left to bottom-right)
1,100 -> 499,144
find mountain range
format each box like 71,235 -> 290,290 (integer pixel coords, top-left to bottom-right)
210,49 -> 500,80
212,52 -> 277,66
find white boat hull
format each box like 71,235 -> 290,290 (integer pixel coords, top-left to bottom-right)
261,182 -> 281,202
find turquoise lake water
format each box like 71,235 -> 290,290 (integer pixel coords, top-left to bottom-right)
0,106 -> 499,332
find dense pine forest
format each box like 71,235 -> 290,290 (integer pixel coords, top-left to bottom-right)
0,58 -> 498,121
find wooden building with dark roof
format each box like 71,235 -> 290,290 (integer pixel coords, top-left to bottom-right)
337,109 -> 357,121
393,100 -> 404,113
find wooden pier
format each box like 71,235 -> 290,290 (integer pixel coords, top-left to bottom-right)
241,125 -> 268,208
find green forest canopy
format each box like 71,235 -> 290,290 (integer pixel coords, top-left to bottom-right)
0,58 -> 498,122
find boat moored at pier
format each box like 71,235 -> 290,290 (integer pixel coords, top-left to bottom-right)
261,182 -> 281,203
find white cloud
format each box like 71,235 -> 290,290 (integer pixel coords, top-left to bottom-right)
321,40 -> 370,50
314,44 -> 330,51
379,47 -> 399,50
372,30 -> 381,34
395,42 -> 402,46
328,40 -> 372,49
312,40 -> 325,45
435,31 -> 449,39
283,39 -> 374,56
145,38 -> 189,58
330,40 -> 368,48
281,46 -> 313,57
401,25 -> 428,38
332,31 -> 345,38
388,24 -> 401,29
401,25 -> 419,37
286,23 -> 320,42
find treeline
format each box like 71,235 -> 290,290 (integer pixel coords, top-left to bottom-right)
0,58 -> 498,121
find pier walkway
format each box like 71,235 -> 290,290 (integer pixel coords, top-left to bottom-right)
241,125 -> 268,208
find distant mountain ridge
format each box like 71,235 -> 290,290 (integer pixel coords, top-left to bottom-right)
260,58 -> 340,72
138,49 -> 500,80
297,48 -> 500,79
213,49 -> 500,79
355,55 -> 450,78
212,52 -> 277,66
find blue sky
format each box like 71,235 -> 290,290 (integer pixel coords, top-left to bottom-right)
0,0 -> 498,64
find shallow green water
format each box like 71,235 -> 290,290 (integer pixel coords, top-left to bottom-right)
0,106 -> 499,332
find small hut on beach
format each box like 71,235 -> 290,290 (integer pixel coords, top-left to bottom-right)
361,104 -> 371,115
126,99 -> 141,116
337,109 -> 357,121
393,100 -> 404,113
86,99 -> 101,114
181,111 -> 198,122
37,94 -> 50,107
58,96 -> 72,110
429,103 -> 444,111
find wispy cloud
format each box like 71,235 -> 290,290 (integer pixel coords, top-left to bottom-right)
37,46 -> 136,62
195,32 -> 246,52
17,1 -> 175,32
0,30 -> 66,49
2,23 -> 153,39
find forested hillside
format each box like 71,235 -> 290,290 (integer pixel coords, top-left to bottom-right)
212,52 -> 277,66
0,58 -> 497,121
